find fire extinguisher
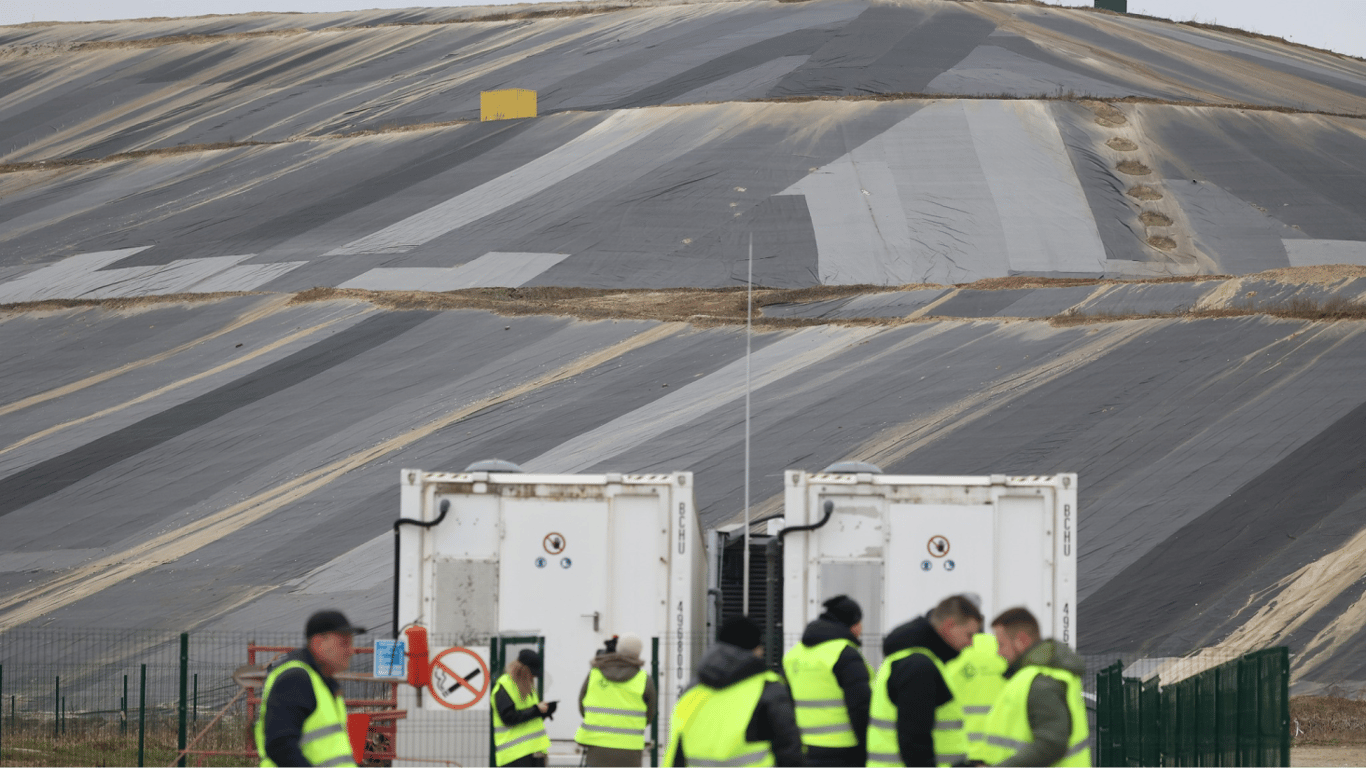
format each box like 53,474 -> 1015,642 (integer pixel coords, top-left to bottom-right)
404,625 -> 430,688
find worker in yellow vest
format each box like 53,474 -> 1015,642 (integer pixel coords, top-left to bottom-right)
492,649 -> 553,767
665,616 -> 804,766
575,633 -> 657,767
255,609 -> 364,767
867,595 -> 982,767
945,632 -> 1007,763
975,608 -> 1089,767
782,595 -> 871,766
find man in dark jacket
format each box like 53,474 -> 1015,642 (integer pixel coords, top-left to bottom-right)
868,595 -> 982,767
666,617 -> 804,766
255,610 -> 364,767
782,595 -> 871,766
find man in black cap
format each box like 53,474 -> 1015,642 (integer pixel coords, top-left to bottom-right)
665,617 -> 804,766
254,609 -> 365,767
782,595 -> 872,766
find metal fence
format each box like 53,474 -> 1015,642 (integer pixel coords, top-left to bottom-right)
1094,647 -> 1290,767
0,625 -> 1295,767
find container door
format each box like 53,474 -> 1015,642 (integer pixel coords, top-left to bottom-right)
885,502 -> 996,627
498,499 -> 608,742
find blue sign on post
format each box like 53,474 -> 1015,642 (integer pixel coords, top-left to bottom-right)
373,639 -> 406,679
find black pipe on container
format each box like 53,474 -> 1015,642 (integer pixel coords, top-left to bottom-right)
764,500 -> 835,666
392,499 -> 449,638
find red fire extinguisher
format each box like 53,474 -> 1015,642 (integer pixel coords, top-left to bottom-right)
404,626 -> 430,688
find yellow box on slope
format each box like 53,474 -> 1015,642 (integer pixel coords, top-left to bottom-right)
480,89 -> 537,121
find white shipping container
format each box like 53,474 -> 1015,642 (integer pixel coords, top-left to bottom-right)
781,470 -> 1078,658
394,467 -> 706,766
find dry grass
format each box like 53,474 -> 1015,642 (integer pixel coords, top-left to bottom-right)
1118,160 -> 1153,176
1106,137 -> 1139,151
1051,295 -> 1366,327
0,292 -> 255,313
0,141 -> 270,175
1147,235 -> 1177,250
1128,185 -> 1164,201
1141,211 -> 1173,227
1292,696 -> 1366,745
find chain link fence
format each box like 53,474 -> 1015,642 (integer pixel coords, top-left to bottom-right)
0,626 -> 1294,767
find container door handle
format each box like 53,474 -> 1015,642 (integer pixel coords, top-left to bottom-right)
581,611 -> 600,632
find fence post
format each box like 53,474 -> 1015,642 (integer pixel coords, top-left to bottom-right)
193,673 -> 198,722
1,663 -> 4,761
138,663 -> 147,768
489,638 -> 499,768
651,637 -> 660,767
122,674 -> 129,735
54,675 -> 60,739
61,696 -> 65,736
178,632 -> 189,767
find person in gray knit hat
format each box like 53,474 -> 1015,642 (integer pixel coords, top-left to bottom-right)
575,633 -> 657,767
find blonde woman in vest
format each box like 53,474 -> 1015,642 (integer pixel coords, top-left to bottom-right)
782,595 -> 871,766
867,595 -> 982,767
492,649 -> 553,767
974,608 -> 1090,767
255,610 -> 364,767
575,633 -> 657,766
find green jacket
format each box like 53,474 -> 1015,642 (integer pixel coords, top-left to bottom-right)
993,639 -> 1087,767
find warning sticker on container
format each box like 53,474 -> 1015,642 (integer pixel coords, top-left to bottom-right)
543,532 -> 566,555
928,536 -> 950,557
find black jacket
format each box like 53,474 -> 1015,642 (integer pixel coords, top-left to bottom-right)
798,618 -> 871,766
881,617 -> 960,768
261,647 -> 344,767
494,675 -> 545,727
670,642 -> 805,767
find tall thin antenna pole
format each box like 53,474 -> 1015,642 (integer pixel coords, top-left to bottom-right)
742,233 -> 753,616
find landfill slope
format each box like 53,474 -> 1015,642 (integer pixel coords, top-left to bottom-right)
0,0 -> 1365,697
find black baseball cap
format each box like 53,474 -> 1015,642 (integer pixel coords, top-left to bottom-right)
305,610 -> 367,638
518,648 -> 543,675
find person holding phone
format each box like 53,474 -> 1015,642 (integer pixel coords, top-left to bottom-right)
492,649 -> 554,767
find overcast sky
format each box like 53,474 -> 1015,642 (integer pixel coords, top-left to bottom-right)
0,0 -> 1362,60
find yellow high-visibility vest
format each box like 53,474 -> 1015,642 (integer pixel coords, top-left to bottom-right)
254,660 -> 356,768
492,673 -> 551,766
575,667 -> 649,750
944,634 -> 1007,762
866,647 -> 967,767
782,638 -> 870,748
665,670 -> 782,767
977,666 -> 1090,767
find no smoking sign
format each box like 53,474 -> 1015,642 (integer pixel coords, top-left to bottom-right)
428,647 -> 491,710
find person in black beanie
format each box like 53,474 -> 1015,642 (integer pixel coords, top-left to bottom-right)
782,595 -> 872,766
665,617 -> 804,766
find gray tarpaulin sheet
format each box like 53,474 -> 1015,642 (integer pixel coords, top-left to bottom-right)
4,0 -> 1366,694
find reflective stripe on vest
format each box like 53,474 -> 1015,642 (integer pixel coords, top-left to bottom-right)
866,647 -> 968,767
575,667 -> 649,750
254,659 -> 356,768
492,674 -> 551,766
977,665 -> 1091,767
665,670 -> 781,767
782,638 -> 871,749
945,634 -> 1008,764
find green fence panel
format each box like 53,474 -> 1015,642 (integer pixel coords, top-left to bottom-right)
1140,676 -> 1161,767
1160,683 -> 1179,766
1216,660 -> 1239,766
1258,649 -> 1290,767
1236,655 -> 1258,766
1196,671 -> 1218,767
1124,677 -> 1143,767
1095,661 -> 1123,767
